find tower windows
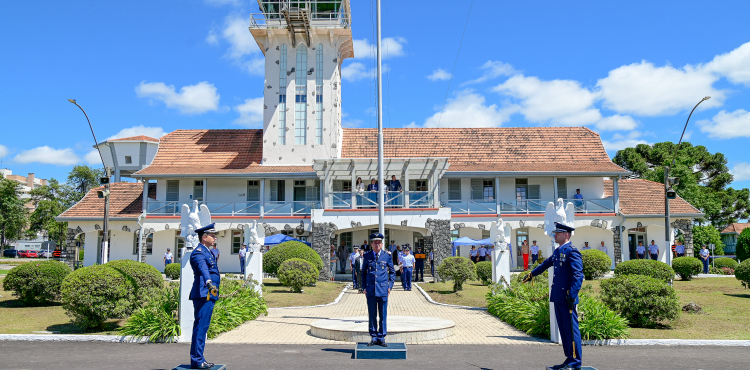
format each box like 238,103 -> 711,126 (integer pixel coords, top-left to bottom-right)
278,43 -> 287,145
295,44 -> 307,145
316,44 -> 323,145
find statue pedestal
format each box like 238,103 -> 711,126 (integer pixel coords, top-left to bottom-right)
178,249 -> 194,343
491,248 -> 510,287
244,250 -> 263,295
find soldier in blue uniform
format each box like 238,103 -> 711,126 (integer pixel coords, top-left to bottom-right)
361,232 -> 396,347
189,223 -> 221,369
523,222 -> 583,370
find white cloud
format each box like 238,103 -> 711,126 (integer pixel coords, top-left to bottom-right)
705,41 -> 750,85
0,144 -> 8,159
595,114 -> 639,131
136,81 -> 220,114
14,146 -> 80,166
352,37 -> 406,59
597,61 -> 723,116
697,109 -> 750,139
341,62 -> 389,82
427,68 -> 451,81
204,0 -> 242,6
221,15 -> 259,59
233,97 -> 264,127
601,131 -> 650,152
106,126 -> 167,141
731,162 -> 750,182
243,57 -> 265,76
421,90 -> 515,128
84,150 -> 101,165
205,29 -> 219,45
463,61 -> 517,85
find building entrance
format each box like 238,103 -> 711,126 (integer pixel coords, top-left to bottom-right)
627,228 -> 646,260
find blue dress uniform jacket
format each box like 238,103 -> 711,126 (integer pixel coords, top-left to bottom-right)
362,249 -> 396,342
530,241 -> 583,368
189,244 -> 221,368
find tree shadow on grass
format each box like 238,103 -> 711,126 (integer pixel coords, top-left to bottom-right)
0,299 -> 61,308
46,321 -> 121,334
724,292 -> 750,299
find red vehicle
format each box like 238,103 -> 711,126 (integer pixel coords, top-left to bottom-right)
19,250 -> 39,258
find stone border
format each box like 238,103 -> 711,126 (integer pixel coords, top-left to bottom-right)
413,283 -> 487,311
584,339 -> 750,346
0,334 -> 153,343
268,283 -> 351,310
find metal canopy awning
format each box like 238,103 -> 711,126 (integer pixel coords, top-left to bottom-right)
312,158 -> 450,180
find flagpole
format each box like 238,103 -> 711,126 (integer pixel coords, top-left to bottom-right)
376,0 -> 384,235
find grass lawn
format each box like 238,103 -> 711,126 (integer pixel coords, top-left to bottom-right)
0,269 -> 11,275
418,280 -> 490,308
583,277 -> 750,340
262,278 -> 346,308
0,277 -> 122,335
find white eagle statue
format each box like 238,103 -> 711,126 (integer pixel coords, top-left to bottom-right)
544,198 -> 575,246
243,220 -> 265,253
490,218 -> 512,252
180,200 -> 212,251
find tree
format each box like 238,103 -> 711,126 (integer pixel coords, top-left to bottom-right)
28,179 -> 70,247
0,178 -> 28,246
737,228 -> 750,263
66,165 -> 103,205
692,225 -> 724,255
613,142 -> 750,228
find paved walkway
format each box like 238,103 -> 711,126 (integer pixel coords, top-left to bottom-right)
212,284 -> 549,345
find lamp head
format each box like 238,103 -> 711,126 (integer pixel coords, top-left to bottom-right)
703,96 -> 711,101
68,99 -> 77,104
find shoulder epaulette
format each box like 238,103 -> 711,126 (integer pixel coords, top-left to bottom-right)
386,251 -> 391,255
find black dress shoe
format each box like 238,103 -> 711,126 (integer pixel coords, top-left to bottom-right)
379,340 -> 388,347
192,362 -> 214,369
367,339 -> 378,347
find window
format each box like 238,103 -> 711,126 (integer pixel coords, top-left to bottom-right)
279,43 -> 287,145
448,179 -> 461,200
450,229 -> 459,241
132,232 -> 138,255
270,180 -> 285,201
557,178 -> 568,200
294,180 -> 320,202
316,44 -> 323,145
281,230 -> 293,237
125,156 -> 132,164
482,230 -> 491,239
166,180 -> 179,201
295,44 -> 307,145
232,230 -> 243,254
515,179 -> 528,200
409,179 -> 427,192
193,180 -> 203,201
471,179 -> 494,200
247,180 -> 260,202
145,233 -> 153,255
332,180 -> 351,192
339,232 -> 353,248
175,231 -> 185,258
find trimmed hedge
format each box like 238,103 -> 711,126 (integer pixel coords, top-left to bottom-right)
437,256 -> 476,292
581,249 -> 611,280
601,275 -> 680,327
278,258 -> 319,293
614,259 -> 674,283
735,259 -> 750,289
714,257 -> 738,270
61,265 -> 135,329
475,261 -> 492,285
672,257 -> 702,281
107,259 -> 163,306
2,260 -> 71,305
263,241 -> 324,276
164,263 -> 181,280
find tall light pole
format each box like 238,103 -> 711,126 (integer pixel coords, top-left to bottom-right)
665,96 -> 710,267
68,99 -> 111,264
375,0 -> 384,235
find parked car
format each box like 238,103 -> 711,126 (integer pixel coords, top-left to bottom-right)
39,250 -> 53,258
3,249 -> 19,258
23,250 -> 39,258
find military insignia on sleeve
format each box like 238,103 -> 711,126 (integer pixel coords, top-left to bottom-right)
386,251 -> 391,255
196,247 -> 201,252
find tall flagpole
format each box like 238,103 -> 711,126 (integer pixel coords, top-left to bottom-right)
376,0 -> 384,235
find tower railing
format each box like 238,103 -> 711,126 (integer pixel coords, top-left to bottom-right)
250,0 -> 351,29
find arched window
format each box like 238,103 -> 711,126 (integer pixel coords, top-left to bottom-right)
316,44 -> 323,145
295,44 -> 307,145
278,44 -> 287,145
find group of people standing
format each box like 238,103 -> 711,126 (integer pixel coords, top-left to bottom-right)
354,175 -> 403,207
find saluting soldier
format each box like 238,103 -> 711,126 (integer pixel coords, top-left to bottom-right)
523,222 -> 583,370
361,232 -> 396,347
189,223 -> 221,369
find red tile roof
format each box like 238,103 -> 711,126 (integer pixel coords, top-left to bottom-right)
604,179 -> 701,216
108,135 -> 159,143
720,223 -> 750,234
58,183 -> 155,219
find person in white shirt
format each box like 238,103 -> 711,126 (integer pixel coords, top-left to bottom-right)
478,245 -> 488,262
389,241 -> 398,253
675,240 -> 686,257
239,244 -> 248,275
699,245 -> 710,273
648,240 -> 659,260
400,248 -> 416,291
350,247 -> 360,289
530,240 -> 540,264
582,242 -> 591,250
598,241 -> 608,255
164,248 -> 173,266
636,242 -> 646,259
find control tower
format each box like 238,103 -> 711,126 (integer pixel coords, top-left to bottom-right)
249,0 -> 354,165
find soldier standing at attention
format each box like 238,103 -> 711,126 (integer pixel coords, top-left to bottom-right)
362,232 -> 395,347
164,248 -> 173,267
238,244 -> 247,275
521,240 -> 530,271
530,240 -> 540,264
523,222 -> 583,370
675,240 -> 686,257
649,240 -> 660,260
636,242 -> 646,259
414,246 -> 426,282
189,224 -> 221,369
401,247 -> 415,291
350,247 -> 360,290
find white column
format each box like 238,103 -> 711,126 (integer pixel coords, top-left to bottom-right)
245,250 -> 263,295
431,167 -> 439,208
260,179 -> 266,217
495,177 -> 501,215
548,242 -> 561,344
202,178 -> 208,204
351,165 -> 357,209
178,249 -> 194,342
613,177 -> 620,214
323,164 -> 330,209
553,177 -> 558,199
404,168 -> 410,208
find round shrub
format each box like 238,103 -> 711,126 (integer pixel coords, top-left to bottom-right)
672,257 -> 702,281
107,259 -> 163,305
437,256 -> 476,292
61,265 -> 135,329
714,257 -> 738,270
2,260 -> 71,305
600,275 -> 680,327
735,259 -> 750,289
164,263 -> 181,280
277,258 -> 319,293
581,249 -> 611,280
735,228 -> 750,262
475,261 -> 492,285
614,259 -> 674,283
263,241 -> 324,276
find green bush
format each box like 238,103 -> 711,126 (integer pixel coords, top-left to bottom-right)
119,285 -> 180,342
475,261 -> 492,285
600,275 -> 680,327
2,260 -> 71,305
107,259 -> 163,306
79,250 -> 84,261
737,228 -> 750,263
672,257 -> 702,281
207,279 -> 267,339
581,249 -> 611,280
714,257 -> 739,270
614,259 -> 674,283
164,263 -> 181,280
693,225 -> 725,256
437,257 -> 476,292
735,259 -> 750,289
277,258 -> 319,293
578,291 -> 630,340
263,241 -> 324,277
61,265 -> 135,329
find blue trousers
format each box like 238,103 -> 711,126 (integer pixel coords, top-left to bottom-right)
165,259 -> 172,266
239,257 -> 245,275
366,295 -> 388,341
554,299 -> 582,368
415,261 -> 424,281
190,298 -> 215,367
703,258 -> 709,273
402,267 -> 413,290
351,270 -> 359,289
651,253 -> 658,260
532,254 -> 539,264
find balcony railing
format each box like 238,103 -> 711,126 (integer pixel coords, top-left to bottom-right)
444,198 -> 615,215
146,201 -> 318,216
249,1 -> 351,29
329,191 -> 434,209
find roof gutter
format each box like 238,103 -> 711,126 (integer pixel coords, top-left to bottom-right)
620,213 -> 704,218
55,216 -> 139,222
442,171 -> 631,177
131,172 -> 318,179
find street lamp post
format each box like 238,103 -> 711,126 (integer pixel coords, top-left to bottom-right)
68,99 -> 111,264
665,96 -> 711,267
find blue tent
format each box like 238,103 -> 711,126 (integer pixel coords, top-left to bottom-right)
452,237 -> 483,246
477,238 -> 493,245
263,233 -> 311,246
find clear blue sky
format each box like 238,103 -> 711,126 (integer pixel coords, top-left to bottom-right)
1,0 -> 749,191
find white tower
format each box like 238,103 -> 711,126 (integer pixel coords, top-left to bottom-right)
249,0 -> 354,165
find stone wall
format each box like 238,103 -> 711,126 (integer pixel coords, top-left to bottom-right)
312,222 -> 336,281
425,218 -> 451,282
671,219 -> 694,257
611,226 -> 622,265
